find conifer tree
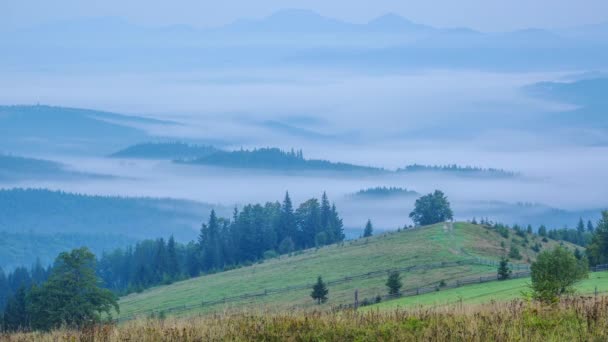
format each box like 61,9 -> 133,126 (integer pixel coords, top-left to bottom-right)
363,219 -> 373,237
167,235 -> 179,279
538,225 -> 547,237
311,276 -> 328,304
497,257 -> 512,280
587,220 -> 595,233
386,271 -> 402,296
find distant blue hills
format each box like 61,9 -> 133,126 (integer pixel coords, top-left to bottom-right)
2,10 -> 607,71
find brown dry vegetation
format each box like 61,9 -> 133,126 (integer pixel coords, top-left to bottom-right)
3,296 -> 607,341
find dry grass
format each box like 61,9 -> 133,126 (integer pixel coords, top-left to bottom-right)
2,296 -> 608,341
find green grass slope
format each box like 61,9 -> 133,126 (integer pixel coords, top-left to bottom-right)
365,271 -> 608,310
117,222 -> 577,319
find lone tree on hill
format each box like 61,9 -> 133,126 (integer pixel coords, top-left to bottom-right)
409,190 -> 453,226
530,246 -> 588,303
386,271 -> 403,296
363,219 -> 373,237
497,257 -> 512,280
311,276 -> 328,304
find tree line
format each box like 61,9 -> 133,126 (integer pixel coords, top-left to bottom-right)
98,192 -> 344,294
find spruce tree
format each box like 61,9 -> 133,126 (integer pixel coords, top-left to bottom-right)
577,218 -> 585,234
497,257 -> 512,280
538,225 -> 547,237
587,220 -> 595,233
363,219 -> 373,237
167,235 -> 179,280
386,271 -> 403,296
311,276 -> 328,304
2,286 -> 29,331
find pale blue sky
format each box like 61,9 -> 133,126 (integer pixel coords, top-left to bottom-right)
3,0 -> 608,32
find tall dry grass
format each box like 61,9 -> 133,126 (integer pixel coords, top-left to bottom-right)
2,296 -> 607,341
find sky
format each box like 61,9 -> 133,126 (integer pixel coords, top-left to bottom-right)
3,0 -> 608,32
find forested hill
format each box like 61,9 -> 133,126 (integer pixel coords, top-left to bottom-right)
0,189 -> 218,269
0,154 -> 106,181
0,188 -> 213,238
110,142 -> 220,159
397,164 -> 518,178
349,187 -> 420,199
0,154 -> 66,181
178,148 -> 385,173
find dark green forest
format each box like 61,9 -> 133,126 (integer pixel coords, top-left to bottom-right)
350,187 -> 420,199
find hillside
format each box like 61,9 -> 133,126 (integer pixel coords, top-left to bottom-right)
178,147 -> 384,173
118,222 -> 576,319
110,142 -> 220,159
0,189 -> 222,269
0,105 -> 163,155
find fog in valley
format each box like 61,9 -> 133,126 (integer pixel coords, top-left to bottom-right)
1,4 -> 607,269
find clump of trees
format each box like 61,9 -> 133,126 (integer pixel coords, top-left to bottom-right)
409,190 -> 453,226
530,246 -> 588,303
96,192 -> 344,295
1,248 -> 118,332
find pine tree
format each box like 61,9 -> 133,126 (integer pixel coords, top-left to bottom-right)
587,220 -> 595,233
497,257 -> 512,280
329,204 -> 345,243
320,192 -> 331,234
386,271 -> 402,296
577,218 -> 585,234
167,235 -> 179,280
363,219 -> 373,237
538,225 -> 547,237
527,225 -> 533,234
278,192 -> 296,243
2,286 -> 29,331
311,276 -> 328,304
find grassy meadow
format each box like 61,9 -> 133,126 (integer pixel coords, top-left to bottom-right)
118,222 -> 573,319
366,270 -> 608,310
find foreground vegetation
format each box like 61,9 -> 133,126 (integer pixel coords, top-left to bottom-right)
4,297 -> 608,341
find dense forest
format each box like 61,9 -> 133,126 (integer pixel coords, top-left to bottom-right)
397,164 -> 518,177
179,147 -> 384,173
97,192 -> 344,294
349,187 -> 420,199
110,142 -> 219,159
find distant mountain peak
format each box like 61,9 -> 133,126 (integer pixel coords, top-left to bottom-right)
368,13 -> 430,31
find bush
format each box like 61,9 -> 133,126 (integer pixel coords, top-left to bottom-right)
530,246 -> 589,303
